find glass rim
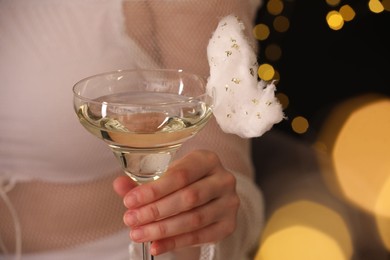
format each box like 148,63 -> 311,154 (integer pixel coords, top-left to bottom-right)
72,68 -> 210,107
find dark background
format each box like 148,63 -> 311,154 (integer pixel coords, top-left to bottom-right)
252,2 -> 390,259
255,0 -> 390,143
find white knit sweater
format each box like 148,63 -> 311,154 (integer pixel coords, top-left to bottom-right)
0,0 -> 264,259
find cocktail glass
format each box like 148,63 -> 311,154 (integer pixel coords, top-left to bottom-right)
72,68 -> 213,260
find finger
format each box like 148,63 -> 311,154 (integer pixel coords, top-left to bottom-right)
150,219 -> 237,256
124,166 -> 235,227
124,150 -> 221,208
129,190 -> 239,243
113,175 -> 138,197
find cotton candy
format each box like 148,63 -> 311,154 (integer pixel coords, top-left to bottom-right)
206,15 -> 284,138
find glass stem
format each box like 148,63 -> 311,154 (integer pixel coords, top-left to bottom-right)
143,241 -> 154,260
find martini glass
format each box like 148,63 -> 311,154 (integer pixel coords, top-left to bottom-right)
72,68 -> 213,260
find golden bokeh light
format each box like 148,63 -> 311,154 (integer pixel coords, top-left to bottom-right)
326,0 -> 341,7
276,92 -> 289,110
326,10 -> 344,30
369,0 -> 385,13
339,5 -> 356,22
273,15 -> 290,33
253,23 -> 270,41
291,116 -> 309,134
375,176 -> 390,251
315,93 -> 390,219
258,63 -> 275,81
267,0 -> 284,16
255,200 -> 353,260
271,69 -> 280,82
383,0 -> 390,11
264,43 -> 282,61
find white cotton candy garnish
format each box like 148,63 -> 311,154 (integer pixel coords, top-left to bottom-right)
206,15 -> 284,138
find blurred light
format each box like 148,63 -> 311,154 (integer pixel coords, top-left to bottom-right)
315,94 -> 390,221
273,15 -> 290,33
368,0 -> 385,13
339,5 -> 356,22
258,63 -> 275,81
276,92 -> 289,110
272,69 -> 280,82
291,116 -> 309,134
253,23 -> 270,41
265,43 -> 282,61
326,0 -> 341,7
375,176 -> 390,251
326,10 -> 344,30
315,141 -> 328,154
383,0 -> 390,11
255,200 -> 353,260
267,0 -> 284,16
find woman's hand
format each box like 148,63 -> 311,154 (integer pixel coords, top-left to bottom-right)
112,150 -> 240,256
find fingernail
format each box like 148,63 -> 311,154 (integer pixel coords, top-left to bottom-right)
124,211 -> 139,226
124,193 -> 138,208
131,228 -> 144,240
150,246 -> 158,256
